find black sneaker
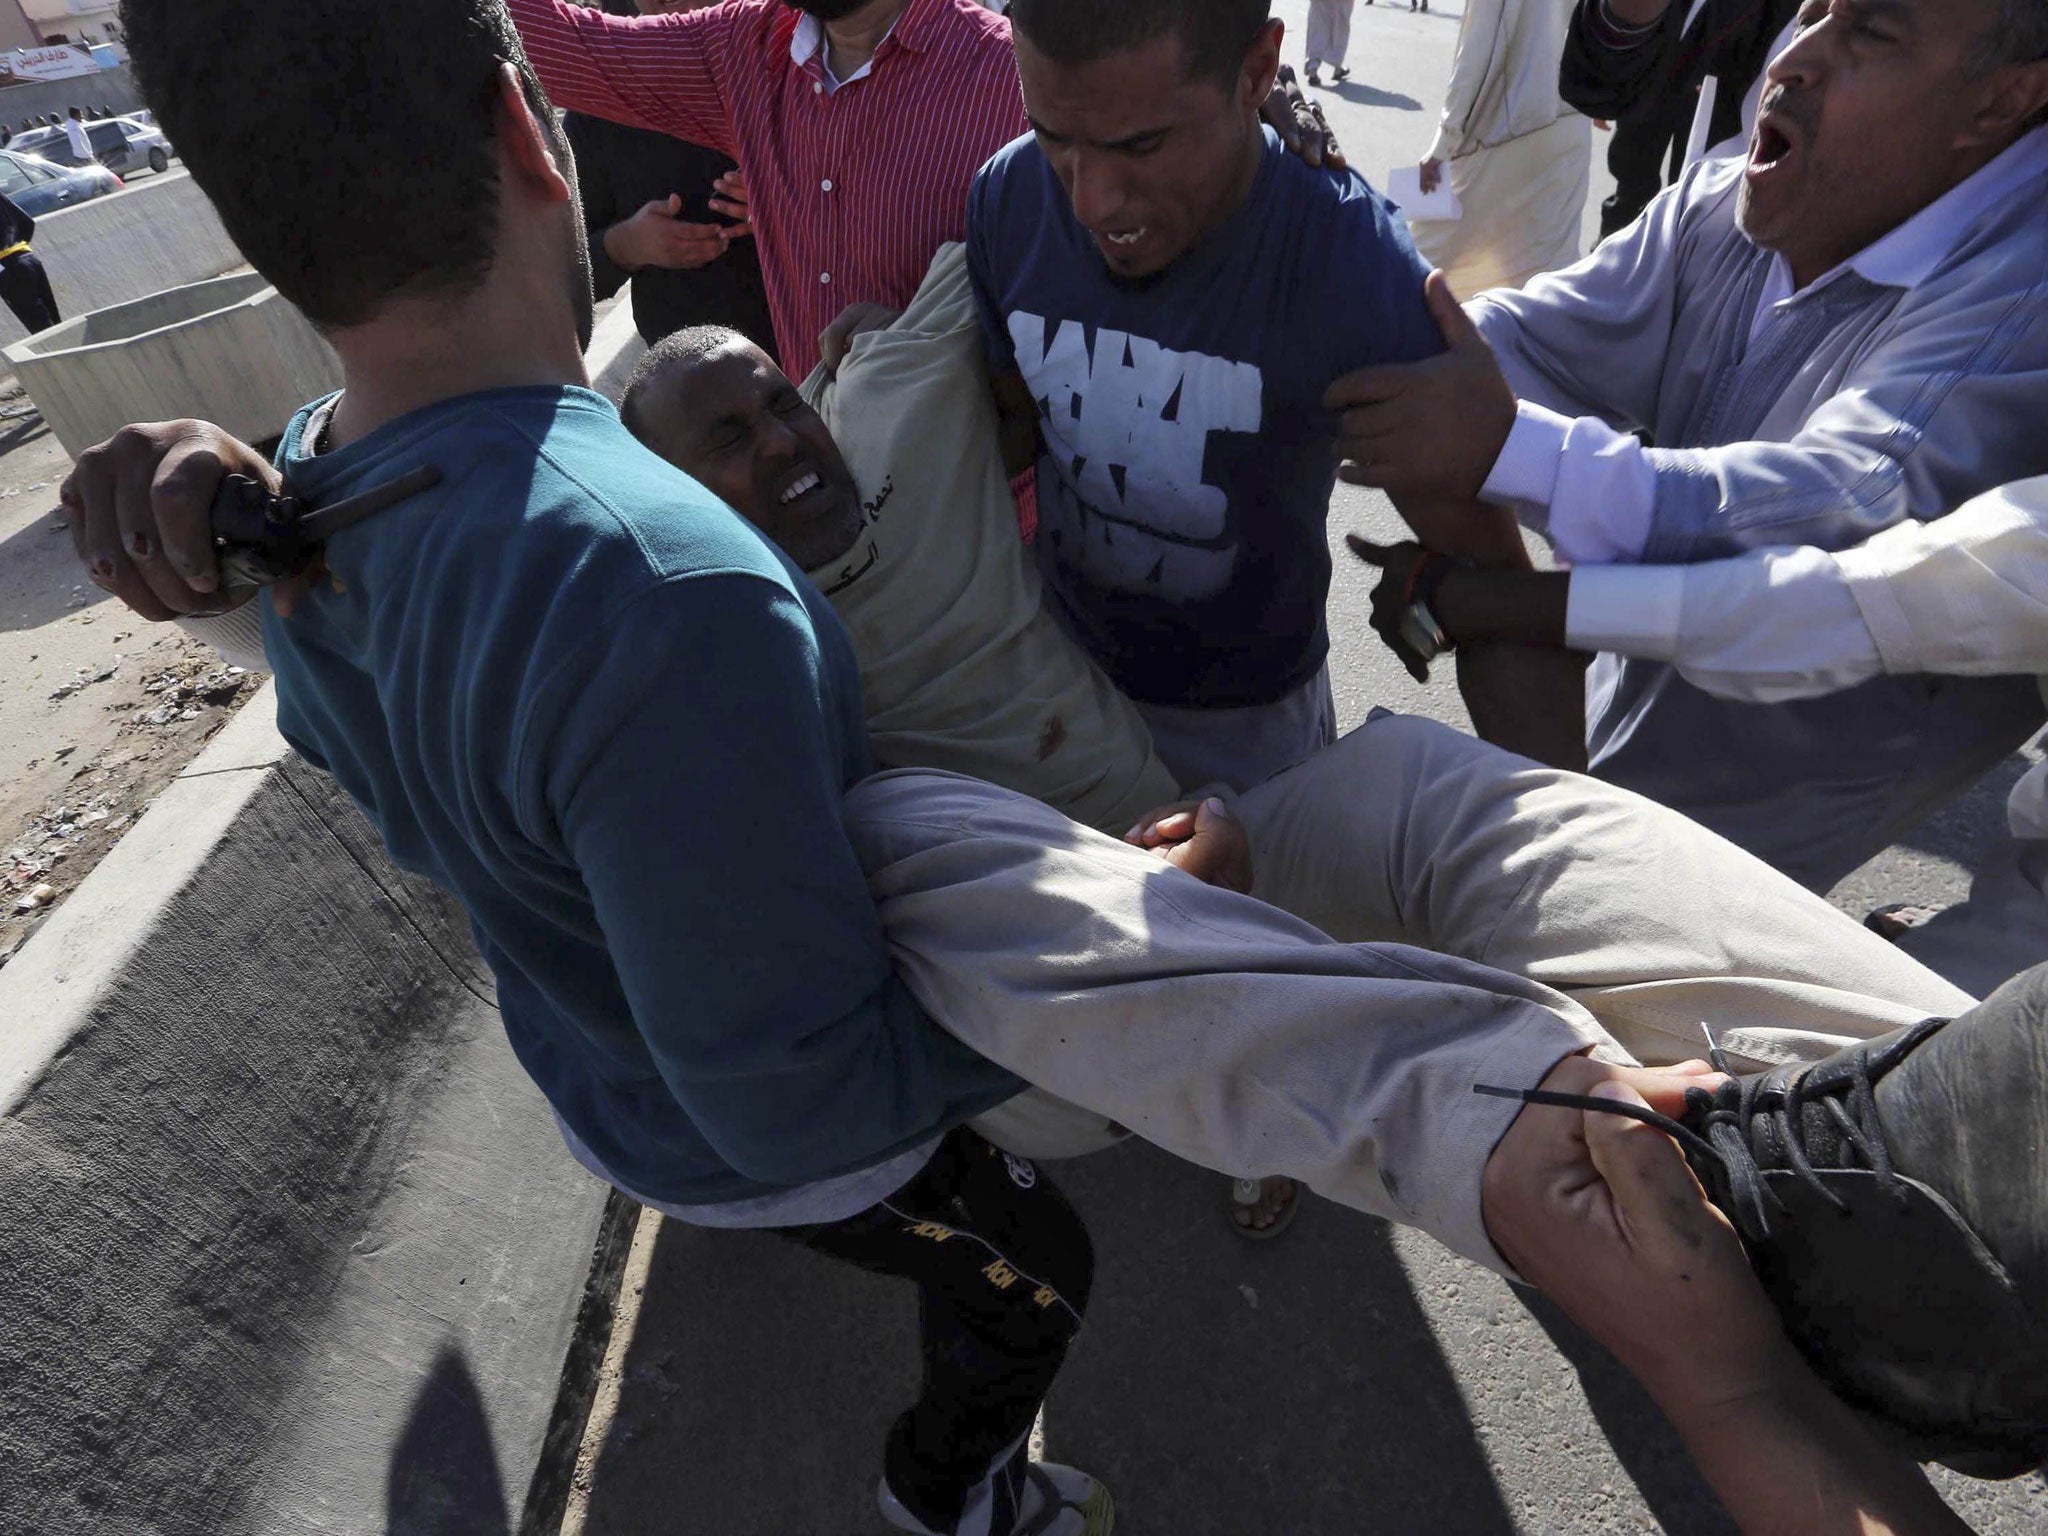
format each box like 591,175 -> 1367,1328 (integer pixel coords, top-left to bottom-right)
1504,964 -> 2048,1476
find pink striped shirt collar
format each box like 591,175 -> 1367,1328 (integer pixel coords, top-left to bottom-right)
789,0 -> 948,88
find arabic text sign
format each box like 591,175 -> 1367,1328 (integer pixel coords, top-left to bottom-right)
6,46 -> 99,83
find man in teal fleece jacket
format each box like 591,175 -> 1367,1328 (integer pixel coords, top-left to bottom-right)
83,5 -> 1109,1535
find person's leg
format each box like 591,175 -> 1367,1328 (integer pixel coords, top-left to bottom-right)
1327,0 -> 1353,74
1304,0 -> 1334,74
1131,665 -> 1338,1235
782,1128 -> 1100,1536
0,252 -> 58,333
845,767 -> 1617,1274
1600,94 -> 1688,238
21,253 -> 58,330
1231,713 -> 1975,1072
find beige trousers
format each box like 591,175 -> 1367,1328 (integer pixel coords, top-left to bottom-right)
845,716 -> 1971,1274
1305,0 -> 1356,68
1236,713 -> 1973,1068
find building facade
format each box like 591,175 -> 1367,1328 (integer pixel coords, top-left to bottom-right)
0,3 -> 40,53
16,0 -> 122,47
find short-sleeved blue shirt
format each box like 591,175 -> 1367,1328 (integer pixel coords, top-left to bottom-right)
969,126 -> 1441,709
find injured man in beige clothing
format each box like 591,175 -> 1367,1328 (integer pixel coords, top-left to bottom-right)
183,244 -> 1975,1223
611,249 -> 1971,1242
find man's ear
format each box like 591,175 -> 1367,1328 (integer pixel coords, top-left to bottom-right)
1968,57 -> 2048,149
495,62 -> 573,205
1239,18 -> 1285,113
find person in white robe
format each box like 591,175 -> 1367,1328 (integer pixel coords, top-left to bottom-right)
1303,0 -> 1356,86
1408,0 -> 1590,297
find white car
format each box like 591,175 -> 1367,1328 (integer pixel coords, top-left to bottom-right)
12,116 -> 173,178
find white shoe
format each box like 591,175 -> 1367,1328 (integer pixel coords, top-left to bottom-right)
879,1462 -> 1115,1536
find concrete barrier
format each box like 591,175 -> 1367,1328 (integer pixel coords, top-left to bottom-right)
0,169 -> 247,357
5,271 -> 341,457
0,684 -> 622,1533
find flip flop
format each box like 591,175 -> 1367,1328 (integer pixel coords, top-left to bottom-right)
1227,1176 -> 1300,1242
1018,1465 -> 1115,1536
1865,902 -> 1942,942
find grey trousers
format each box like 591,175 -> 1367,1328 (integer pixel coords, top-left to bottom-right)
845,715 -> 1972,1275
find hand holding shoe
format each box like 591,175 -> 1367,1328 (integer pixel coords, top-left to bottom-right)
1481,1054 -> 1975,1536
1480,1058 -> 1794,1418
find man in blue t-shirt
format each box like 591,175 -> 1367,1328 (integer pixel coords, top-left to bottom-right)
965,0 -> 1573,797
963,0 -> 1587,1236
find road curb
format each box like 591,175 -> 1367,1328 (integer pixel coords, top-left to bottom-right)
0,681 -> 617,1534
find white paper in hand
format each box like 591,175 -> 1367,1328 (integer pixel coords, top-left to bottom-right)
1387,164 -> 1462,223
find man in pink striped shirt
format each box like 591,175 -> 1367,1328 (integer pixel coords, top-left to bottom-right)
509,0 -> 1028,380
513,0 -> 1339,380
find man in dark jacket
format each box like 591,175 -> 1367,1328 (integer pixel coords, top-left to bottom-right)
568,109 -> 777,354
0,189 -> 58,334
1561,0 -> 1800,187
1598,83 -> 1692,236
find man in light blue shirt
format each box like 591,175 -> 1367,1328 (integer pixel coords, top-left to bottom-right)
1333,0 -> 2048,890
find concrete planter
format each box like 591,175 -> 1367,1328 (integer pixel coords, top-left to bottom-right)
3,271 -> 340,457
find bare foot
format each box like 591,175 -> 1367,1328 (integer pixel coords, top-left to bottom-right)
1228,1176 -> 1300,1240
1865,902 -> 1943,942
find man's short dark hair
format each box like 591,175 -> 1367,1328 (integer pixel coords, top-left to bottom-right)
1007,0 -> 1272,87
619,325 -> 754,443
120,0 -> 550,329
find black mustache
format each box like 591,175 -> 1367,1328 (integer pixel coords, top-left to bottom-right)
1759,86 -> 1822,140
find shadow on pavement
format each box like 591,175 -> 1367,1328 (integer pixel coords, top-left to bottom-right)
385,1347 -> 513,1536
0,405 -> 49,456
0,494 -> 109,635
1891,757 -> 2030,864
1830,759 -> 2033,925
577,1141 -> 1523,1535
1324,80 -> 1424,112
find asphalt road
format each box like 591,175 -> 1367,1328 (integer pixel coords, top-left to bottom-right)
570,5 -> 2047,1531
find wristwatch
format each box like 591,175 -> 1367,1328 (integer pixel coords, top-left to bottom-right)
1397,595 -> 1453,666
1397,552 -> 1465,665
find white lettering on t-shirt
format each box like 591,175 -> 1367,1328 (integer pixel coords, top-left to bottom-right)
1009,311 -> 1262,601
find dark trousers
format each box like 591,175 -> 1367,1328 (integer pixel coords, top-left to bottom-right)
1600,88 -> 1696,239
0,250 -> 58,334
780,1128 -> 1094,1536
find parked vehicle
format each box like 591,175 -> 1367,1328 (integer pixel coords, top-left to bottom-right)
14,117 -> 172,178
0,150 -> 121,216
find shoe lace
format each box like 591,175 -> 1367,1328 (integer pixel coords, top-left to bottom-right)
1476,1020 -> 1945,1246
